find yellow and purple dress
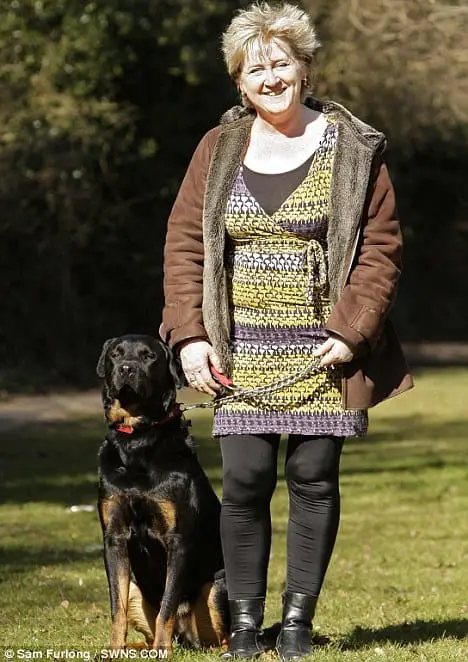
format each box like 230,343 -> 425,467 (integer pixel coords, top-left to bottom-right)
212,119 -> 368,437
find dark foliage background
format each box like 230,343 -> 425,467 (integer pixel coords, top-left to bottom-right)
0,0 -> 467,390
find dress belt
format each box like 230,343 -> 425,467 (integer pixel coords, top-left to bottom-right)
304,239 -> 328,304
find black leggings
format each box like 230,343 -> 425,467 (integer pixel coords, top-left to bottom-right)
220,433 -> 344,600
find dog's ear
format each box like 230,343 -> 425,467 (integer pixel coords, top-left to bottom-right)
163,343 -> 186,389
96,338 -> 116,378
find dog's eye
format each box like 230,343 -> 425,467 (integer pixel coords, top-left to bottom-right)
110,349 -> 122,359
140,350 -> 156,361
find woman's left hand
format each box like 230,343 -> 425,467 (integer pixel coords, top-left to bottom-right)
313,336 -> 355,367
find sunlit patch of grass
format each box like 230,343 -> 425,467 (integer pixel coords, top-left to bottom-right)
1,369 -> 468,659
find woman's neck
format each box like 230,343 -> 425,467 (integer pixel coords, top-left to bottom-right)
244,106 -> 327,174
253,105 -> 319,139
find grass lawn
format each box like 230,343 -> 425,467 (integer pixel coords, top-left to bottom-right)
0,368 -> 467,660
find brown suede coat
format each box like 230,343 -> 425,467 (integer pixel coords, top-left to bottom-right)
162,99 -> 413,409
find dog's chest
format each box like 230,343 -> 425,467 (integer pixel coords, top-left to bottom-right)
100,437 -> 189,492
100,467 -> 195,544
106,460 -> 160,492
99,438 -> 201,545
126,493 -> 179,542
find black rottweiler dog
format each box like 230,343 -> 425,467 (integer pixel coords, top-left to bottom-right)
96,334 -> 229,652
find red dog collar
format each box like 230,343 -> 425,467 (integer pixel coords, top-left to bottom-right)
116,425 -> 134,434
116,403 -> 182,434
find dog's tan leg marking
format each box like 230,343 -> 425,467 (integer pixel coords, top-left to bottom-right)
153,614 -> 175,653
127,581 -> 157,644
188,582 -> 228,648
99,499 -> 110,530
152,559 -> 175,654
109,565 -> 131,648
207,581 -> 229,647
151,515 -> 181,656
157,500 -> 177,531
99,494 -> 121,530
174,603 -> 199,648
100,495 -> 130,649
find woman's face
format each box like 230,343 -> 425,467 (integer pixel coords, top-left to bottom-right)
239,38 -> 305,123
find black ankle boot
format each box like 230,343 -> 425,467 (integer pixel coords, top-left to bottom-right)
276,592 -> 318,660
221,598 -> 264,658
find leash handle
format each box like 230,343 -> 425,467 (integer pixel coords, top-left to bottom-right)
179,368 -> 235,413
210,366 -> 235,389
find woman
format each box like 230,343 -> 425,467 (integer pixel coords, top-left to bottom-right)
162,2 -> 413,658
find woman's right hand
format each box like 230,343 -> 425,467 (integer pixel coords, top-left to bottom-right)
179,340 -> 224,395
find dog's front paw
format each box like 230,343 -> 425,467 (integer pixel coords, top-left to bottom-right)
151,641 -> 173,657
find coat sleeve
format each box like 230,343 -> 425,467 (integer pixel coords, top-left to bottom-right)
161,127 -> 221,349
326,161 -> 403,352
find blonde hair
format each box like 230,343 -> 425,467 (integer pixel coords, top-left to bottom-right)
222,2 -> 320,85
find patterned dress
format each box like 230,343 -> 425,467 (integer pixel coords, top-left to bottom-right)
212,119 -> 368,437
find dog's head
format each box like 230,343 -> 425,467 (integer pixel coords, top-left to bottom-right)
96,334 -> 184,424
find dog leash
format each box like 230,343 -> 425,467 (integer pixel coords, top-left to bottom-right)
180,356 -> 328,412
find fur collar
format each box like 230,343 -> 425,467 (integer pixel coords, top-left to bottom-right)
219,97 -> 385,149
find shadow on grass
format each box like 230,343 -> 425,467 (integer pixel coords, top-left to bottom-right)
0,544 -> 102,573
0,415 -> 224,505
348,414 -> 468,445
1,409 -> 468,505
342,619 -> 468,648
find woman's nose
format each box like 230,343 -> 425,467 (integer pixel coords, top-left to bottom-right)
263,67 -> 279,86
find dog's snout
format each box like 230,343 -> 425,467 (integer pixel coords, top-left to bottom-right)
118,363 -> 136,377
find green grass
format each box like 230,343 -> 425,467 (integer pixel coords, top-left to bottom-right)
1,368 -> 468,660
